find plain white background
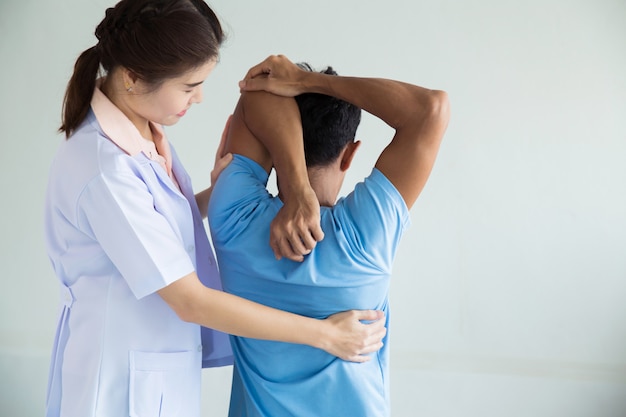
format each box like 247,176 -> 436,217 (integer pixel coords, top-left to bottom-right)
1,0 -> 625,416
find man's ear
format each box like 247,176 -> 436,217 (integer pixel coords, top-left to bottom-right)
339,140 -> 361,171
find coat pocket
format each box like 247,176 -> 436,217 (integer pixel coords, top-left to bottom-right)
129,350 -> 201,417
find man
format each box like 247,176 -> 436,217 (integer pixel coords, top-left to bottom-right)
208,55 -> 450,416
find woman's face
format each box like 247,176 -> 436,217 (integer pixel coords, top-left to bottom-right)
134,59 -> 217,126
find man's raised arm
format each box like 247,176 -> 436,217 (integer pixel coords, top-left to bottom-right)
239,55 -> 450,209
224,89 -> 323,261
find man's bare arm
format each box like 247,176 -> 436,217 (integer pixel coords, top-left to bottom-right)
240,55 -> 450,209
224,90 -> 324,260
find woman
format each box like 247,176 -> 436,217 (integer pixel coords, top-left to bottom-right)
44,1 -> 385,416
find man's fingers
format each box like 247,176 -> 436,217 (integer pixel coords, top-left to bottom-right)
242,62 -> 266,81
291,231 -> 316,254
239,77 -> 265,92
269,239 -> 282,261
270,223 -> 319,261
286,239 -> 308,258
311,225 -> 325,243
271,236 -> 304,262
240,62 -> 273,91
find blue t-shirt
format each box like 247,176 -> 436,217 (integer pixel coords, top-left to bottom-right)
208,155 -> 410,417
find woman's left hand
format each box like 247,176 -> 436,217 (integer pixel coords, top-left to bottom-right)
319,309 -> 387,363
211,115 -> 234,185
197,116 -> 233,219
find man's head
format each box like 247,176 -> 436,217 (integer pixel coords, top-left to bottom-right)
295,64 -> 362,168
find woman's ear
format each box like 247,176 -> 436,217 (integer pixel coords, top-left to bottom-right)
121,68 -> 138,90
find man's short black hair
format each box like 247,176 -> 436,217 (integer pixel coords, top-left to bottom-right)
295,63 -> 362,167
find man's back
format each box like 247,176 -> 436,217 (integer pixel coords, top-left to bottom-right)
209,155 -> 410,417
211,56 -> 448,416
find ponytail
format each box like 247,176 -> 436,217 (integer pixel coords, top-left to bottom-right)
59,46 -> 101,138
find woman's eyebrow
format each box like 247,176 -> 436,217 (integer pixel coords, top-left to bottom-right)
184,81 -> 204,88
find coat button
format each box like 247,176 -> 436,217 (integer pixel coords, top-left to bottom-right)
187,245 -> 195,253
197,345 -> 203,352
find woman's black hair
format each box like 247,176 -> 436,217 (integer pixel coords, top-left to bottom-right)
60,0 -> 225,138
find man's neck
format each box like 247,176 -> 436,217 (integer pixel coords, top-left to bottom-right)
277,165 -> 343,207
307,167 -> 342,207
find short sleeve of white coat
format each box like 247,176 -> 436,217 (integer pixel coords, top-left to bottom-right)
76,169 -> 195,299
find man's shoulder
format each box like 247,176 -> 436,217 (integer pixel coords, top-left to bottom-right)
329,167 -> 410,241
223,154 -> 269,181
208,154 -> 276,230
338,168 -> 408,215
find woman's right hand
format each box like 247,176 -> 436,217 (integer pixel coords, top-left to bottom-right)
238,55 -> 309,97
318,310 -> 387,363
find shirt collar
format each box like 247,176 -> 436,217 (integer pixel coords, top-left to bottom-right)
91,80 -> 173,176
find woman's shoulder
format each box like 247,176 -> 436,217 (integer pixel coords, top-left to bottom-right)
56,112 -> 141,180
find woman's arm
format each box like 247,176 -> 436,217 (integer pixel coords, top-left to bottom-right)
158,272 -> 385,362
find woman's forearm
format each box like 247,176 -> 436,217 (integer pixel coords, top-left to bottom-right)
158,273 -> 384,362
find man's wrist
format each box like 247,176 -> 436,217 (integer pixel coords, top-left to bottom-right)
275,167 -> 312,199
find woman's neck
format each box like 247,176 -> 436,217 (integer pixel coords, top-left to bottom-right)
100,74 -> 153,141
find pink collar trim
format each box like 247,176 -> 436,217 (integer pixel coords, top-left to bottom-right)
91,82 -> 173,177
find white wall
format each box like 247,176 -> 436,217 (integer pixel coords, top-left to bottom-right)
1,0 -> 625,416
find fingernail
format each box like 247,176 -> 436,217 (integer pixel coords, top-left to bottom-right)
238,80 -> 246,88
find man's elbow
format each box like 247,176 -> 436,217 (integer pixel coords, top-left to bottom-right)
427,89 -> 451,129
410,89 -> 450,148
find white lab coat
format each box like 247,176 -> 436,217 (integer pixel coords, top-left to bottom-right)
44,108 -> 232,417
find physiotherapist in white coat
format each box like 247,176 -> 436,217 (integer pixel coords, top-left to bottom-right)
43,1 -> 386,416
